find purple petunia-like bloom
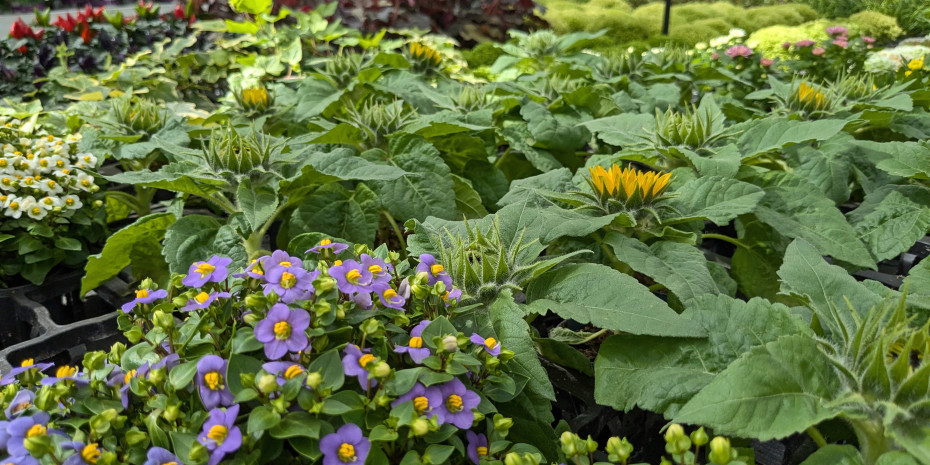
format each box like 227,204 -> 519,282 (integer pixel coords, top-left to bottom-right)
351,291 -> 373,310
182,256 -> 233,288
6,411 -> 49,457
470,333 -> 502,356
330,260 -> 373,294
233,255 -> 269,280
373,283 -> 405,310
320,424 -> 370,465
436,378 -> 480,429
394,320 -> 431,364
182,291 -> 231,311
198,404 -> 243,465
254,304 -> 311,360
725,45 -> 753,58
391,382 -> 442,417
415,254 -> 452,289
442,289 -> 462,306
306,238 -> 349,255
263,267 -> 319,304
1,359 -> 53,386
121,288 -> 168,313
197,355 -> 234,410
361,254 -> 392,285
265,250 -> 303,275
144,447 -> 182,465
262,361 -> 306,386
4,390 -> 33,419
467,431 -> 489,465
2,454 -> 39,465
62,441 -> 104,465
342,344 -> 377,390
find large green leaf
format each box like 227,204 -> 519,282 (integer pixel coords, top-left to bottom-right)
731,215 -> 791,300
595,294 -> 809,416
281,149 -> 408,188
520,101 -> 590,153
487,291 -> 555,401
786,134 -> 856,204
104,164 -> 225,198
857,141 -> 930,180
451,175 -> 489,220
501,125 -> 562,173
847,185 -> 930,263
666,175 -> 764,225
799,445 -> 863,465
525,263 -> 704,337
288,183 -> 381,246
371,133 -> 456,222
673,334 -> 843,440
603,233 -> 720,306
746,170 -> 874,269
497,168 -> 573,208
579,113 -> 654,148
163,215 -> 247,274
237,179 -> 279,233
736,118 -> 848,158
82,213 -> 176,295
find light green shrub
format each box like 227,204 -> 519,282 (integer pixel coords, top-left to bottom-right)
735,4 -> 819,32
802,0 -> 866,18
747,19 -> 834,59
848,10 -> 905,41
589,0 -> 633,12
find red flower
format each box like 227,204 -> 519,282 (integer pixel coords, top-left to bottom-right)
80,20 -> 95,44
173,4 -> 186,19
81,4 -> 106,22
53,13 -> 78,33
18,45 -> 27,53
9,18 -> 32,39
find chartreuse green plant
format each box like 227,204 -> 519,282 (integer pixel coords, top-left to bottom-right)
596,239 -> 930,465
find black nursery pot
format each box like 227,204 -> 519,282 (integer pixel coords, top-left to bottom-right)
0,269 -> 130,372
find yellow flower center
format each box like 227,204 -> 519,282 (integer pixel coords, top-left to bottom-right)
383,289 -> 397,299
204,372 -> 222,390
346,269 -> 362,283
279,261 -> 292,267
408,337 -> 423,349
477,447 -> 488,457
195,292 -> 211,304
26,424 -> 46,438
56,160 -> 65,167
320,239 -> 332,246
274,321 -> 292,340
368,265 -> 382,274
30,207 -> 41,215
284,365 -> 304,380
446,394 -> 463,412
165,463 -> 178,465
81,443 -> 102,464
61,169 -> 70,175
430,264 -> 444,275
484,337 -> 498,349
358,354 -> 376,368
124,369 -> 136,385
281,272 -> 297,289
8,201 -> 18,210
11,401 -> 30,414
337,443 -> 356,462
136,289 -> 150,299
194,262 -> 216,278
207,425 -> 228,444
413,396 -> 429,413
56,365 -> 76,378
65,198 -> 75,206
80,179 -> 91,187
20,358 -> 34,367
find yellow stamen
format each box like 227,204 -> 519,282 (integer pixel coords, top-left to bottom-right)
320,239 -> 332,246
430,264 -> 444,275
408,337 -> 423,349
56,366 -> 76,378
334,260 -> 343,266
274,321 -> 292,340
26,424 -> 46,438
281,272 -> 297,289
346,269 -> 361,283
124,369 -> 136,385
358,354 -> 376,368
207,425 -> 228,444
477,446 -> 488,457
20,358 -> 34,367
279,261 -> 292,267
446,394 -> 463,412
484,337 -> 498,349
284,365 -> 304,380
383,289 -> 397,299
195,292 -> 211,304
368,265 -> 383,274
204,372 -> 222,390
194,262 -> 216,278
81,443 -> 102,464
338,443 -> 356,462
413,396 -> 429,413
135,289 -> 149,299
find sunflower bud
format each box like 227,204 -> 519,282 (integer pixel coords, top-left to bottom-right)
204,125 -> 271,175
235,85 -> 272,114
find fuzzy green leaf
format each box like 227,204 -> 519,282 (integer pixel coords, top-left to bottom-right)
371,133 -> 456,222
82,213 -> 176,295
666,175 -> 765,225
848,185 -> 930,263
736,118 -> 848,158
288,183 -> 381,246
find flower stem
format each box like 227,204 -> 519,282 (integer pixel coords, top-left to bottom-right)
806,426 -> 828,448
382,209 -> 407,254
701,233 -> 750,250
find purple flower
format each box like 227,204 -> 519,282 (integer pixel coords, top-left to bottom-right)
825,25 -> 847,37
341,344 -> 377,390
470,333 -> 501,356
812,47 -> 826,56
794,39 -> 816,47
121,288 -> 168,313
1,454 -> 39,465
391,382 -> 442,417
62,441 -> 104,465
197,356 -> 234,409
374,283 -> 405,310
107,363 -> 151,409
1,359 -> 54,386
442,289 -> 462,306
351,291 -> 373,310
265,250 -> 303,275
182,291 -> 231,311
182,256 -> 233,287
415,254 -> 452,288
254,304 -> 311,360
263,267 -> 319,303
394,320 -> 431,364
40,365 -> 89,386
330,260 -> 373,294
862,36 -> 876,44
320,424 -> 370,465
725,45 -> 753,58
233,256 -> 269,280
144,447 -> 181,465
198,404 -> 243,465
306,238 -> 349,255
6,412 -> 49,457
436,378 -> 480,428
262,361 -> 306,385
467,431 -> 489,465
361,254 -> 392,285
4,390 -> 33,419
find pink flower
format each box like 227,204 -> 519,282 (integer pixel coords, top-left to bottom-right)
832,38 -> 848,48
760,58 -> 774,67
781,41 -> 792,50
812,47 -> 825,56
711,52 -> 720,60
825,26 -> 847,37
725,45 -> 753,58
862,36 -> 876,44
794,39 -> 816,47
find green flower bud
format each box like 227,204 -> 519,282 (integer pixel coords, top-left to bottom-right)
560,432 -> 578,456
171,295 -> 189,307
306,372 -> 322,390
257,374 -> 278,394
125,428 -> 148,446
411,417 -> 429,436
82,351 -> 107,372
163,404 -> 180,422
140,278 -> 155,289
664,424 -> 685,444
316,277 -> 336,293
243,312 -> 261,326
190,442 -> 209,462
473,411 -> 485,423
691,427 -> 709,447
433,281 -> 446,296
98,451 -> 118,465
504,453 -> 524,465
336,306 -> 346,319
266,290 -> 280,306
585,436 -> 598,453
24,431 -> 52,456
107,342 -> 126,365
361,318 -> 382,336
660,458 -> 673,465
485,356 -> 501,371
708,437 -> 732,465
442,335 -> 459,353
153,310 -> 174,331
125,325 -> 143,344
374,391 -> 392,408
240,373 -> 256,389
606,437 -> 633,463
148,368 -> 165,386
244,294 -> 266,309
271,396 -> 289,414
373,361 -> 392,379
493,414 -> 513,432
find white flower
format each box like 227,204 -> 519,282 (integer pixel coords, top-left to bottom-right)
75,173 -> 97,192
53,167 -> 74,178
3,195 -> 23,219
74,153 -> 98,169
38,179 -> 64,195
38,195 -> 61,210
61,194 -> 83,210
0,176 -> 15,192
729,28 -> 746,39
19,195 -> 43,220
